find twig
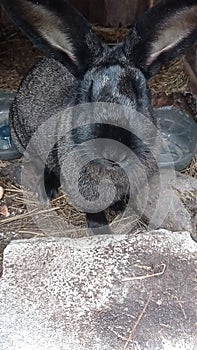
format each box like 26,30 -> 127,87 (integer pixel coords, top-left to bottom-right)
5,188 -> 25,193
51,194 -> 66,202
19,230 -> 45,236
121,264 -> 166,282
122,292 -> 153,350
0,207 -> 60,224
174,296 -> 187,320
109,327 -> 127,341
111,215 -> 138,226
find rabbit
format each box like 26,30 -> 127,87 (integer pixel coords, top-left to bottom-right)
1,0 -> 197,234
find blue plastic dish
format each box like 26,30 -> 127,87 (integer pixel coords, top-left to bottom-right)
0,91 -> 21,160
155,106 -> 197,171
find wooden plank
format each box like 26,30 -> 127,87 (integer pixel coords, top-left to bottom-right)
0,6 -> 10,26
106,0 -> 149,27
0,1 -> 150,28
89,0 -> 106,25
70,0 -> 150,26
69,0 -> 90,20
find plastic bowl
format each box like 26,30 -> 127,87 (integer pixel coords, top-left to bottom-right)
0,91 -> 21,160
155,106 -> 197,171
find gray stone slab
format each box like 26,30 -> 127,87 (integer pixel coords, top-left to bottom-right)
0,230 -> 197,350
141,173 -> 197,235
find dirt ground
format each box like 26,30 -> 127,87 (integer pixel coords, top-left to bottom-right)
0,25 -> 197,275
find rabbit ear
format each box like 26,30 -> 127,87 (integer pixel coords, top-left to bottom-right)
1,0 -> 105,77
124,0 -> 197,77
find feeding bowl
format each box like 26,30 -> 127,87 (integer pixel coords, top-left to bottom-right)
155,106 -> 197,171
0,91 -> 21,160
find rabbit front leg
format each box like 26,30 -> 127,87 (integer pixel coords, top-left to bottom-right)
44,166 -> 60,201
86,211 -> 112,235
34,165 -> 60,203
40,147 -> 61,202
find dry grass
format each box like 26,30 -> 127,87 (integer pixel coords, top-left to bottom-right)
93,26 -> 129,44
0,26 -> 42,91
182,154 -> 197,179
149,57 -> 190,96
0,180 -> 88,239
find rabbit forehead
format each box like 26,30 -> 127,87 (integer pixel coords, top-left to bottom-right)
77,62 -> 151,111
80,65 -> 134,105
90,64 -> 123,85
83,64 -> 143,91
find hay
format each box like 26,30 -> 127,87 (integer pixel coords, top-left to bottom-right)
0,181 -> 88,239
149,57 -> 190,95
93,26 -> 129,43
182,154 -> 197,178
0,25 -> 42,91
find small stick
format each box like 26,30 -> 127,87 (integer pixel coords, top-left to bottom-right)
122,292 -> 152,350
109,327 -> 127,341
0,207 -> 60,224
121,264 -> 166,282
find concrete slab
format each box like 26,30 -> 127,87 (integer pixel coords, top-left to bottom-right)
0,230 -> 197,350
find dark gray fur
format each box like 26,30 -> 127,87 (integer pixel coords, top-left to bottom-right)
1,0 -> 197,233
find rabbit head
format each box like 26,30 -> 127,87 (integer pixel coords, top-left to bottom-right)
2,0 -> 197,106
2,0 -> 197,233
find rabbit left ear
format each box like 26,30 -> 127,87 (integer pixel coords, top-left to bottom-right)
1,0 -> 106,77
124,0 -> 197,78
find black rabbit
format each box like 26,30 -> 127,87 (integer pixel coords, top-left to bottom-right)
1,0 -> 197,233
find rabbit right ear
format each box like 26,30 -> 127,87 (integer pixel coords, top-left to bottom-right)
1,0 -> 106,77
124,0 -> 197,78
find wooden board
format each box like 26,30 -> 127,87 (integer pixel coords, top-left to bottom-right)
0,1 -> 150,27
70,0 -> 149,26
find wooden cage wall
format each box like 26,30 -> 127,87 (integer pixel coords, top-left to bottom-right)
0,0 -> 151,27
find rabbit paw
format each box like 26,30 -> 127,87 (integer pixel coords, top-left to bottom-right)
44,168 -> 60,201
86,211 -> 112,235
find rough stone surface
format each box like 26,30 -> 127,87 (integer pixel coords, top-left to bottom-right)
143,173 -> 197,236
0,230 -> 197,350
